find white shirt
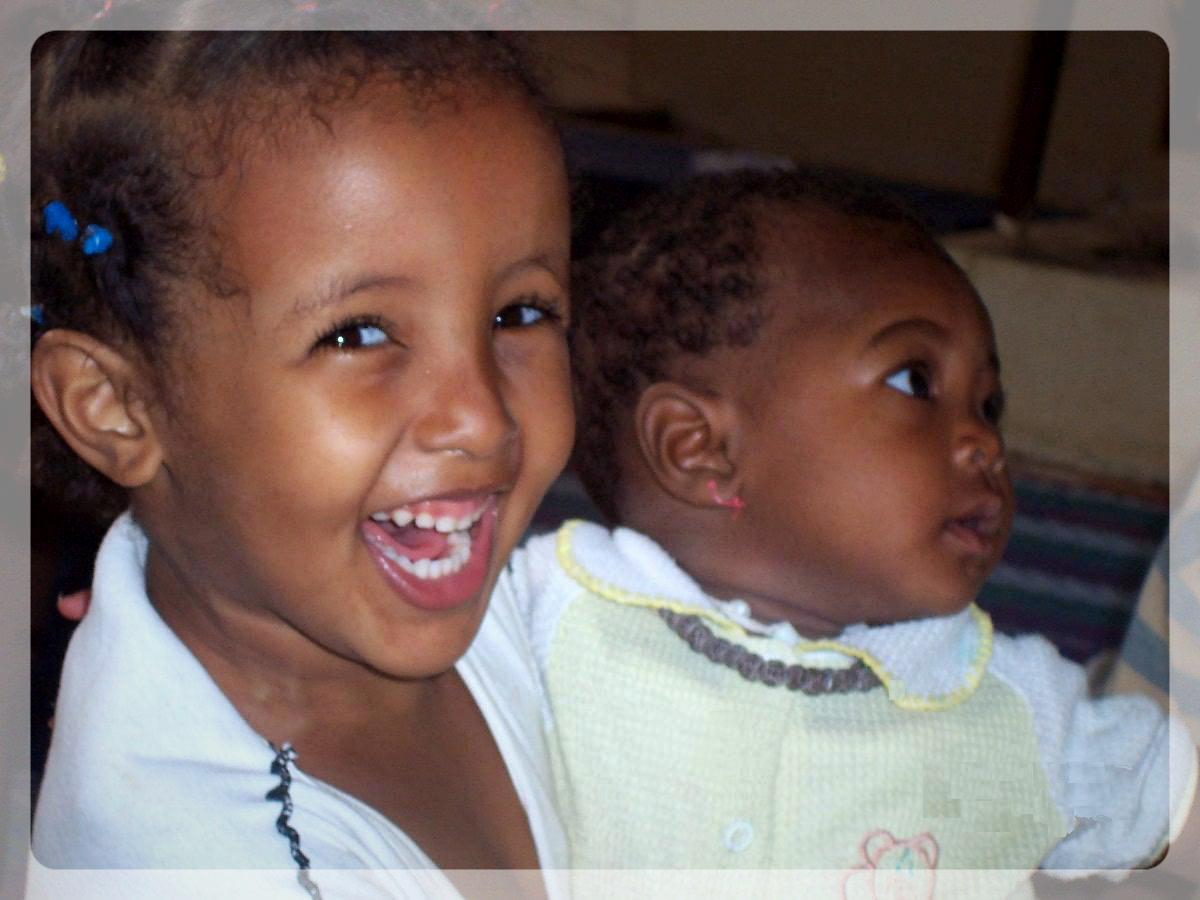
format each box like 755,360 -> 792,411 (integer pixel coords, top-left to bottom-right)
31,513 -> 567,898
514,520 -> 1197,873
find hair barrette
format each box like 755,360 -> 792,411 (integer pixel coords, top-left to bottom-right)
43,201 -> 79,242
43,201 -> 113,257
81,224 -> 114,256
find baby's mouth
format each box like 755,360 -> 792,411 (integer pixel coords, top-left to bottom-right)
944,497 -> 1006,557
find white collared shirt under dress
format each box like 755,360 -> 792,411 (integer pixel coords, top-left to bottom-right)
31,513 -> 568,899
503,519 -> 1197,894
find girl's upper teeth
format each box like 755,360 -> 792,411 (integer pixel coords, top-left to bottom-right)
371,503 -> 486,532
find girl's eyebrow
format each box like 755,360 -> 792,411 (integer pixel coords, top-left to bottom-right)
495,252 -> 567,288
283,253 -> 563,328
283,273 -> 414,326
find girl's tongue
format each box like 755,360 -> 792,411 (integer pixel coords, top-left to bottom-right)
378,521 -> 450,560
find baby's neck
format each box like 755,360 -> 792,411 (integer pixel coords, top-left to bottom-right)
617,506 -> 851,640
684,567 -> 850,640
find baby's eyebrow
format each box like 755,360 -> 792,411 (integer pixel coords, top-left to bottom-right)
867,316 -> 1002,374
282,272 -> 414,326
865,317 -> 948,349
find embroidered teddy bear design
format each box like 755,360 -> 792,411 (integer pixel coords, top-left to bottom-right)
842,829 -> 939,900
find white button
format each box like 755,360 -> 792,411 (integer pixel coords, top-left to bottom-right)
722,819 -> 754,852
727,600 -> 750,618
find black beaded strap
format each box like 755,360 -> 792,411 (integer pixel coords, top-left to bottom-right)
658,608 -> 882,695
267,743 -> 323,900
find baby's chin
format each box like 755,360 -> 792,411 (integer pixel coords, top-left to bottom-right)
736,573 -> 986,636
859,593 -> 978,629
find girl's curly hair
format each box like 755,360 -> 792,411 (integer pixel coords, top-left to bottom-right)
31,29 -> 548,524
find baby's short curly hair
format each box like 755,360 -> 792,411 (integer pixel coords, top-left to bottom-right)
569,168 -> 955,522
31,30 -> 546,524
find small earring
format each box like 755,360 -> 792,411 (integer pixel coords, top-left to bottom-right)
706,479 -> 746,520
991,456 -> 1006,475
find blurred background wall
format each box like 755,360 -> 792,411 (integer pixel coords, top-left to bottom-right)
530,30 -> 1169,488
512,30 -> 1174,672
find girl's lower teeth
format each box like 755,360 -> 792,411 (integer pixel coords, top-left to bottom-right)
380,530 -> 472,580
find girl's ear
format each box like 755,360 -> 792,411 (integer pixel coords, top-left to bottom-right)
30,329 -> 163,489
634,381 -> 740,510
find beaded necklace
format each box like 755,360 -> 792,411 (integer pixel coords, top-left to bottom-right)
658,608 -> 882,695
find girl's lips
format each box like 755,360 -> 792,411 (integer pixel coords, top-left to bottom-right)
362,497 -> 499,613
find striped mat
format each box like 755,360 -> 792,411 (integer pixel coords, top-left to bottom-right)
979,471 -> 1167,663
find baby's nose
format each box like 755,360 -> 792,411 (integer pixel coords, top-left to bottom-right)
954,422 -> 1004,475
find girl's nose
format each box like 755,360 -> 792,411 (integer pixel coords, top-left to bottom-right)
413,354 -> 517,460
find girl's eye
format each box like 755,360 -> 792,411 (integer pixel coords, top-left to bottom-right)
885,364 -> 932,400
982,389 -> 1006,426
313,316 -> 390,352
494,297 -> 563,331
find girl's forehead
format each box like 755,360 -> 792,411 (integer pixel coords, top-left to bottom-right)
215,78 -> 543,177
202,84 -> 564,262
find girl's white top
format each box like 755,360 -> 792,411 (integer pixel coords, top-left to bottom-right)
30,513 -> 567,899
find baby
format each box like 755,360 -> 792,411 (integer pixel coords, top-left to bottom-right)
501,171 -> 1196,891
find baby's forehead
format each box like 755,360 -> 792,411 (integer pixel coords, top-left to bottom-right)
756,208 -> 982,328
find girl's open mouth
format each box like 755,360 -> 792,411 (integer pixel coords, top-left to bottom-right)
361,495 -> 498,612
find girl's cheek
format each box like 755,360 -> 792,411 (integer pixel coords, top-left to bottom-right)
501,335 -> 571,389
511,345 -> 574,449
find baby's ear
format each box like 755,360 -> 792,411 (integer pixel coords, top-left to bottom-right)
30,329 -> 163,489
634,381 -> 739,511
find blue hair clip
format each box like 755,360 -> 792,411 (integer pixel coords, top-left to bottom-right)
44,201 -> 79,242
81,224 -> 114,256
44,201 -> 114,256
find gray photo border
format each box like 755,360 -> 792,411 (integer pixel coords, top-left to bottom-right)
3,1 -> 1195,897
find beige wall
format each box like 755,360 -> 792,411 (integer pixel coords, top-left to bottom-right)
533,31 -> 1168,214
1039,31 -> 1168,213
531,31 -> 1172,486
945,229 -> 1168,484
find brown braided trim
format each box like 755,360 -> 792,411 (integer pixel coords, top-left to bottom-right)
658,608 -> 882,695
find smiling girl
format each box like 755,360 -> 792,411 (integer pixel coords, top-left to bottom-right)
30,31 -> 572,895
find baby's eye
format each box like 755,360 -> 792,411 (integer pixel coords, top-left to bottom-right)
885,364 -> 932,399
313,316 -> 391,352
494,296 -> 563,331
982,389 -> 1006,426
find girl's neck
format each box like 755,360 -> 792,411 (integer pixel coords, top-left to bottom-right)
143,543 -> 442,745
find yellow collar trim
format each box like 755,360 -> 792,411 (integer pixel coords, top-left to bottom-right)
556,519 -> 993,711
